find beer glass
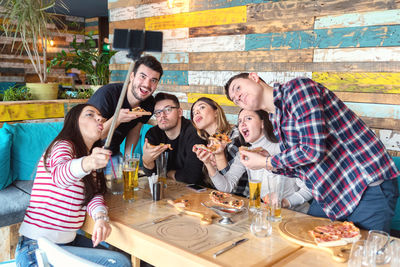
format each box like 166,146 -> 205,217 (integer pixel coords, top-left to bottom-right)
123,153 -> 140,201
156,151 -> 168,188
247,169 -> 262,212
265,174 -> 285,222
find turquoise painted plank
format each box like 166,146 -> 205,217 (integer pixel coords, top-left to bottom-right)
145,52 -> 189,64
345,102 -> 400,120
245,25 -> 400,51
108,0 -> 118,3
110,70 -> 188,85
190,0 -> 265,11
85,21 -> 98,27
315,9 -> 400,29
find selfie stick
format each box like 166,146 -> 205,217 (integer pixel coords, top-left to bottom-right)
103,31 -> 145,149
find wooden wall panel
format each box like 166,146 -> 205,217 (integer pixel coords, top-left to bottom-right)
107,0 -> 400,153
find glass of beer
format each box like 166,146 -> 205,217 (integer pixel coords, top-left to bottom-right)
156,151 -> 168,188
265,174 -> 285,222
123,153 -> 140,201
248,169 -> 262,212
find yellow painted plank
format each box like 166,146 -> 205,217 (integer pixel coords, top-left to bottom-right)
0,103 -> 65,122
187,92 -> 235,107
145,6 -> 246,30
313,72 -> 400,93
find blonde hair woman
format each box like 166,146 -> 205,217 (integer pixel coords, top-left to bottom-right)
191,97 -> 247,195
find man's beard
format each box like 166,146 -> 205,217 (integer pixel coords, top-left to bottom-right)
159,119 -> 179,132
131,84 -> 149,101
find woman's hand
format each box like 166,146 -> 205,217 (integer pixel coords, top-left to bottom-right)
92,216 -> 111,247
82,147 -> 112,172
193,146 -> 215,165
239,150 -> 269,170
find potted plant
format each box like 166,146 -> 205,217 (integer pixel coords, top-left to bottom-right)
48,32 -> 117,90
0,0 -> 67,100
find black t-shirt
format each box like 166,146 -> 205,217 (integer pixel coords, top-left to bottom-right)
88,83 -> 155,155
143,117 -> 207,186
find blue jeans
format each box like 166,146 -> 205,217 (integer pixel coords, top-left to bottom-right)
15,234 -> 131,267
307,179 -> 399,233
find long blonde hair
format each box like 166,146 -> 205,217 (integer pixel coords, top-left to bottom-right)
190,97 -> 231,140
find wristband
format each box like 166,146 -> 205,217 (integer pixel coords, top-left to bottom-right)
94,214 -> 110,222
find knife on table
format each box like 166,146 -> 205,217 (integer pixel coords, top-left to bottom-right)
213,238 -> 249,258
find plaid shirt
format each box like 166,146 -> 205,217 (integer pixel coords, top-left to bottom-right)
270,77 -> 399,220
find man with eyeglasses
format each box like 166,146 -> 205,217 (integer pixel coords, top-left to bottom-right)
88,56 -> 162,174
142,93 -> 207,185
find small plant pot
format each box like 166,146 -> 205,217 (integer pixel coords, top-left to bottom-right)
27,83 -> 59,100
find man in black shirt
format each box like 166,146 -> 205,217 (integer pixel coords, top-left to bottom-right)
88,55 -> 163,156
142,93 -> 207,185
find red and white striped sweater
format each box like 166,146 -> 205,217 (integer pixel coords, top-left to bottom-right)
19,140 -> 107,244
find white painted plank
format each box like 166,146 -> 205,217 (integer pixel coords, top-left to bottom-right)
188,35 -> 245,52
109,0 -> 189,22
163,35 -> 245,53
188,71 -> 312,86
314,47 -> 400,62
109,6 -> 136,22
163,38 -> 190,53
379,130 -> 400,152
315,9 -> 400,29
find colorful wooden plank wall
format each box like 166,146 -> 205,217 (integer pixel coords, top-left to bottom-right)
0,14 -> 85,85
108,0 -> 400,155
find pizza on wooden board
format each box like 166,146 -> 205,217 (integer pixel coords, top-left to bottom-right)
309,221 -> 361,247
209,190 -> 244,209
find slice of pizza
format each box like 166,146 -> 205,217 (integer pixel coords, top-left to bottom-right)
149,143 -> 173,150
209,133 -> 232,143
193,144 -> 220,153
239,146 -> 264,153
309,221 -> 361,247
129,107 -> 152,115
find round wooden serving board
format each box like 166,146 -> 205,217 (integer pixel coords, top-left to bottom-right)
278,217 -> 355,263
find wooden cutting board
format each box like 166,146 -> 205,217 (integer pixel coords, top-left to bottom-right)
278,216 -> 365,263
168,192 -> 220,225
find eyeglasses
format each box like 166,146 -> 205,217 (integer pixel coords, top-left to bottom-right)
154,106 -> 179,117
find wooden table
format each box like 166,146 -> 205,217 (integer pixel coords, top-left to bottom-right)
82,179 -> 348,267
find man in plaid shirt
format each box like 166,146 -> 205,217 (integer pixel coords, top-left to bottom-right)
225,73 -> 399,232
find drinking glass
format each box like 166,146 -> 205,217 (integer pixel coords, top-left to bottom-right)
250,208 -> 272,238
247,169 -> 262,212
156,151 -> 168,188
265,174 -> 285,222
367,230 -> 391,265
122,153 -> 140,201
109,155 -> 123,195
348,240 -> 376,267
390,239 -> 400,267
